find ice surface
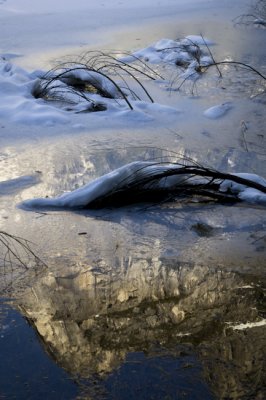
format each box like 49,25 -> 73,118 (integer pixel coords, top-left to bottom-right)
0,0 -> 198,14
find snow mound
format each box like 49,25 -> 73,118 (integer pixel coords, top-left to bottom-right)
0,58 -> 180,122
203,102 -> 232,119
121,35 -> 213,84
0,59 -> 69,126
129,36 -> 213,65
184,35 -> 214,46
21,162 -> 266,210
220,173 -> 266,205
21,161 -> 188,209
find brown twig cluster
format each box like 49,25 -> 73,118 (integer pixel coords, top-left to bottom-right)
0,231 -> 47,294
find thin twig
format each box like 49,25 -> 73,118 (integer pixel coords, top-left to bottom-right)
200,34 -> 222,78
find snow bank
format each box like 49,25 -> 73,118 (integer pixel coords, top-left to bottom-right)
38,68 -> 122,113
61,69 -> 120,99
0,59 -> 69,125
254,18 -> 266,27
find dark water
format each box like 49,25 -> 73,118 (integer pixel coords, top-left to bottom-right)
0,301 -> 78,400
103,351 -> 213,400
0,302 -> 214,400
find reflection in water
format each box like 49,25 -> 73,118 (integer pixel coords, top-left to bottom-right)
0,143 -> 265,397
17,256 -> 265,399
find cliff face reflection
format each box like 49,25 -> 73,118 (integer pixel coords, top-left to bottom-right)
18,255 -> 266,399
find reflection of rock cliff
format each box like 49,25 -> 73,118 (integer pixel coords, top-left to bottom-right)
199,325 -> 266,399
19,257 -> 265,398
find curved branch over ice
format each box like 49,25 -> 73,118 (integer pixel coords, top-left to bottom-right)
21,161 -> 266,210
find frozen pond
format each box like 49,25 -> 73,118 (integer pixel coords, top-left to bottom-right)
0,0 -> 266,398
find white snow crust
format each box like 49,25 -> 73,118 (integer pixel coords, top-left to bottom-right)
0,59 -> 69,126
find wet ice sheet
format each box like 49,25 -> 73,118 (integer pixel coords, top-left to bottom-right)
0,0 -> 258,70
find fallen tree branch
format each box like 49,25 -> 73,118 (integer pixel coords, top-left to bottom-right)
21,161 -> 266,210
0,231 -> 47,268
87,164 -> 266,208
